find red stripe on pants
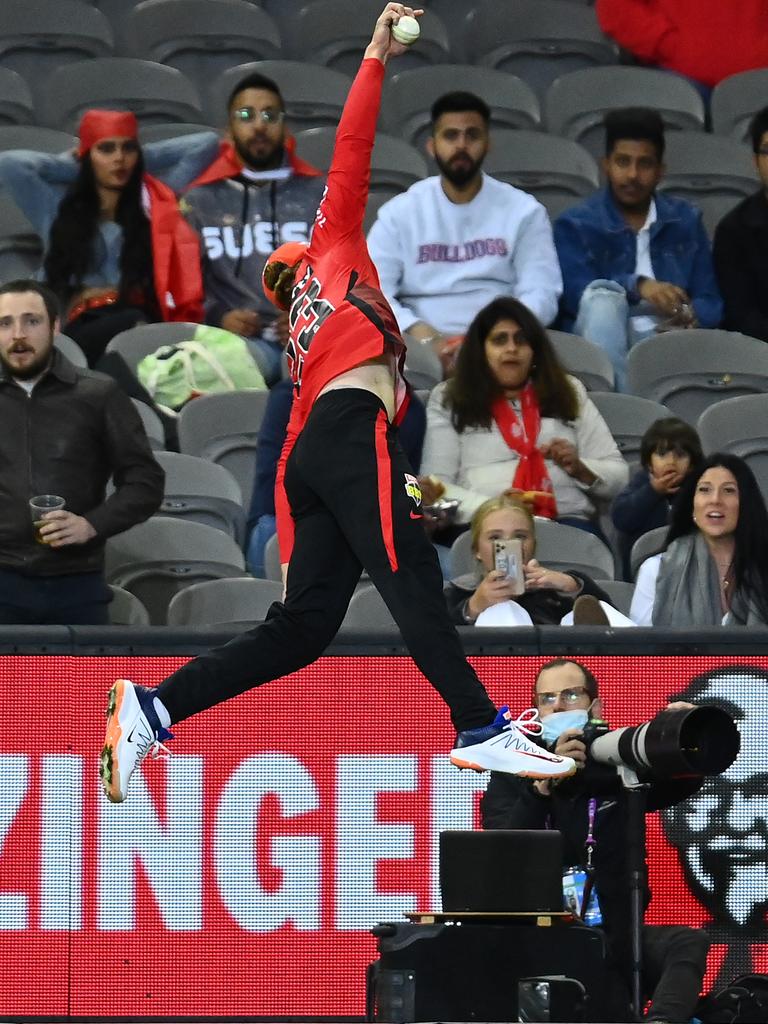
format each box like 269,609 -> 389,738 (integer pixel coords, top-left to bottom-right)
374,410 -> 398,572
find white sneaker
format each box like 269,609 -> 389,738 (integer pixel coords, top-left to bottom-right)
100,679 -> 172,803
450,707 -> 577,779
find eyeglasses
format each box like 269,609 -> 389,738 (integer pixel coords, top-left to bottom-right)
536,686 -> 590,707
93,140 -> 139,155
232,107 -> 285,125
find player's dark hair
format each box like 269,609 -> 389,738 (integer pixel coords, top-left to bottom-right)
445,296 -> 578,432
263,259 -> 296,309
431,91 -> 490,127
534,659 -> 599,702
0,278 -> 59,324
640,417 -> 703,470
604,106 -> 665,161
228,72 -> 283,113
749,105 -> 768,154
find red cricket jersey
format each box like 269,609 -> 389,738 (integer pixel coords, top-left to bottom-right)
275,57 -> 410,563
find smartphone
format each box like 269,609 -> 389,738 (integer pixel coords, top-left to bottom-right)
562,866 -> 602,926
492,538 -> 525,596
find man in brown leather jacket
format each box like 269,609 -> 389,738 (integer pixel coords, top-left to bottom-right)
0,279 -> 164,624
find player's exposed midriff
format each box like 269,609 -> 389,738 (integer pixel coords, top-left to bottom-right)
318,352 -> 396,420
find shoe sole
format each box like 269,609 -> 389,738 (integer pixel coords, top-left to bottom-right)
101,679 -> 129,803
449,753 -> 578,779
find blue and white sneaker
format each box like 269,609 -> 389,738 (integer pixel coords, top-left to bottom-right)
100,679 -> 173,803
450,706 -> 576,778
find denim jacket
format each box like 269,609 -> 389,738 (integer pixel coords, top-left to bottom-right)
554,187 -> 723,331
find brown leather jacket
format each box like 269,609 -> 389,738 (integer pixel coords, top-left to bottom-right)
0,351 -> 164,575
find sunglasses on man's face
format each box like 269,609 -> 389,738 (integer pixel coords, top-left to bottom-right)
94,140 -> 140,156
232,107 -> 285,125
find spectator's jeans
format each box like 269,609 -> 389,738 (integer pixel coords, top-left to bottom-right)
245,514 -> 277,578
574,279 -> 657,392
246,337 -> 283,386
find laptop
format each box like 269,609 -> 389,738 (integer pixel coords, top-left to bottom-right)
439,830 -> 564,914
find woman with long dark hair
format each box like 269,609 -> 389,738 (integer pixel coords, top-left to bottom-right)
0,111 -> 219,364
420,295 -> 627,532
630,452 -> 768,625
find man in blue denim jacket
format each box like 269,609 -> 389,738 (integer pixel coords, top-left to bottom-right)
554,108 -> 722,391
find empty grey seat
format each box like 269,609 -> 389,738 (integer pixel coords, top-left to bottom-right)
294,127 -> 427,193
105,516 -> 246,625
131,398 -> 166,451
547,330 -> 614,392
108,584 -> 151,626
139,123 -> 217,144
465,0 -> 618,99
123,0 -> 281,98
381,65 -> 540,150
155,451 -> 245,543
711,69 -> 768,145
166,576 -> 283,626
626,330 -> 768,424
697,394 -> 768,500
0,69 -> 35,127
403,337 -> 444,390
0,126 -> 77,155
41,58 -> 203,132
630,526 -> 668,580
105,322 -> 201,374
484,130 -> 599,222
0,197 -> 43,268
596,579 -> 634,617
341,584 -> 398,631
262,532 -> 281,582
177,390 -> 271,501
0,0 -> 113,111
287,1 -> 450,77
546,66 -> 705,159
54,333 -> 88,368
658,132 -> 757,238
588,392 -> 672,466
207,60 -> 351,131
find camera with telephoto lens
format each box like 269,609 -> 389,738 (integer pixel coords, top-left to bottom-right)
581,706 -> 740,778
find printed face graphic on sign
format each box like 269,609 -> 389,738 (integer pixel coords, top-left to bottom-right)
661,667 -> 768,929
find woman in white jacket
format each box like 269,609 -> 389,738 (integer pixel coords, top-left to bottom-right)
420,296 -> 627,531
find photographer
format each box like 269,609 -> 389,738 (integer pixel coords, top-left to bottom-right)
481,659 -> 710,1023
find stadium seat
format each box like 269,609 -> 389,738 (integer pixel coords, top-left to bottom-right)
105,517 -> 246,625
130,398 -> 165,452
450,519 -> 615,580
294,127 -> 427,194
341,584 -> 398,631
658,131 -> 757,237
587,392 -> 673,466
166,576 -> 284,627
0,197 -> 43,276
105,322 -> 201,375
0,126 -> 77,156
402,337 -> 444,390
697,394 -> 768,500
0,69 -> 35,127
122,0 -> 281,98
54,333 -> 88,368
546,66 -> 705,159
595,579 -> 635,618
108,584 -> 151,626
381,66 -> 540,150
630,526 -> 667,580
40,58 -> 203,131
547,330 -> 615,392
177,390 -> 271,502
207,61 -> 351,131
262,532 -> 281,582
483,130 -> 599,221
464,0 -> 618,99
711,69 -> 768,145
286,1 -> 451,77
0,0 -> 113,112
138,123 -> 217,144
626,330 -> 768,424
155,451 -> 246,543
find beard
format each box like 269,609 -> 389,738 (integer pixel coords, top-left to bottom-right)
434,149 -> 485,189
0,343 -> 53,380
233,135 -> 284,172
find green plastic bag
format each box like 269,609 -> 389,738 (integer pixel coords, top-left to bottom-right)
137,325 -> 267,410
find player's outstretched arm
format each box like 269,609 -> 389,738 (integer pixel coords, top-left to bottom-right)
364,3 -> 424,66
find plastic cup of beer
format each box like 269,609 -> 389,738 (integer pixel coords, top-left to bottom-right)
30,494 -> 65,544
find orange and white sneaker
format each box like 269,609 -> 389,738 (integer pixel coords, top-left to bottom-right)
100,679 -> 172,803
450,706 -> 576,778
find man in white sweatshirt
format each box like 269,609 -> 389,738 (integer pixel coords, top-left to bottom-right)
367,91 -> 562,351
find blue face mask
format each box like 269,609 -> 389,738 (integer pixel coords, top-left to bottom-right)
540,709 -> 589,746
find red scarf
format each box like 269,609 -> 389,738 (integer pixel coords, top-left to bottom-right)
491,383 -> 558,519
144,175 -> 204,323
187,135 -> 322,189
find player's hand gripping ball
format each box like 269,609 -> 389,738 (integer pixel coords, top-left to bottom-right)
391,14 -> 420,45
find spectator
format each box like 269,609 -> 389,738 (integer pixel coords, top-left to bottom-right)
0,111 -> 219,365
596,0 -> 768,99
420,296 -> 627,538
182,72 -> 326,385
554,108 -> 722,392
0,279 -> 164,625
445,495 -> 612,626
630,453 -> 768,626
367,90 -> 562,363
611,417 -> 702,576
713,106 -> 768,343
245,379 -> 427,577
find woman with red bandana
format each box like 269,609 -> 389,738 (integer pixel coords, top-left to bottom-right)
0,110 -> 218,364
100,2 -> 578,806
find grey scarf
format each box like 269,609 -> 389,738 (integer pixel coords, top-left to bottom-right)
652,533 -> 765,627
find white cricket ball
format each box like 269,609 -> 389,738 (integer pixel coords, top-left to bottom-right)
392,14 -> 420,45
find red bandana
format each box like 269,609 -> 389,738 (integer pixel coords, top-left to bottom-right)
491,382 -> 558,519
78,110 -> 138,156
